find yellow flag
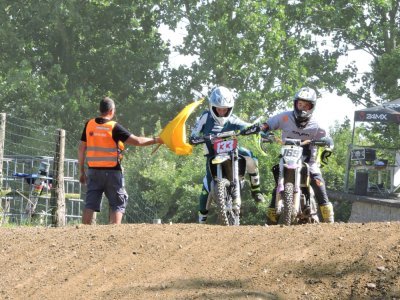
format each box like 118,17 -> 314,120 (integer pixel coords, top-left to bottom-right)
160,99 -> 204,155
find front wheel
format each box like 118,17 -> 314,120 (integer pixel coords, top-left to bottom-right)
215,179 -> 239,226
279,182 -> 296,226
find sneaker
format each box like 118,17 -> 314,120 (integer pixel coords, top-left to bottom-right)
198,212 -> 208,224
252,191 -> 265,203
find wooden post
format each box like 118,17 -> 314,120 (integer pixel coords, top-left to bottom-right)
51,129 -> 66,227
0,113 -> 6,190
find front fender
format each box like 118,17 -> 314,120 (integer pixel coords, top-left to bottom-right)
211,154 -> 230,164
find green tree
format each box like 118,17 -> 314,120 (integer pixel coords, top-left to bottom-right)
161,0 -> 352,119
372,47 -> 400,100
323,119 -> 353,191
0,0 -> 170,140
297,0 -> 399,104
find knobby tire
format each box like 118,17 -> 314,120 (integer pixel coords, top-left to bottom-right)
215,179 -> 238,226
280,182 -> 295,226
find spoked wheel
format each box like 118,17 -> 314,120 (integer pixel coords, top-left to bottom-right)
309,193 -> 320,224
215,179 -> 239,226
279,182 -> 296,226
300,190 -> 320,224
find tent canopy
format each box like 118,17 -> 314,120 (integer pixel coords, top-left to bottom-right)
354,105 -> 400,124
346,98 -> 400,192
383,98 -> 400,112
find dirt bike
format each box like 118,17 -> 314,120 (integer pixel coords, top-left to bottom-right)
262,134 -> 330,225
191,127 -> 259,226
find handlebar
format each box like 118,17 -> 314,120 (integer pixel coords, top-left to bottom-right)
190,130 -> 240,145
312,140 -> 329,147
190,126 -> 259,145
260,134 -> 331,147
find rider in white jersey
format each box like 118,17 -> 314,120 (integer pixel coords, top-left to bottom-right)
190,86 -> 265,224
261,87 -> 335,223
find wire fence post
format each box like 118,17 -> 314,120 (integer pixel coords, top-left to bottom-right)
51,129 -> 66,227
0,113 -> 6,189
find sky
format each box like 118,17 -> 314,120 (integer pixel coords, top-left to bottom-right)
314,50 -> 372,130
159,25 -> 371,130
314,92 -> 359,130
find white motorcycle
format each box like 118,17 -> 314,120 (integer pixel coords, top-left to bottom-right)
262,135 -> 330,225
191,127 -> 259,225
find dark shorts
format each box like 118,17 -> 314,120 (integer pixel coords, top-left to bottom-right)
85,169 -> 128,213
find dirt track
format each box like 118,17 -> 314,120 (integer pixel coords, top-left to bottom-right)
1,222 -> 400,300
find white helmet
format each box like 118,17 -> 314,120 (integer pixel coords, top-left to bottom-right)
209,86 -> 235,126
293,87 -> 317,124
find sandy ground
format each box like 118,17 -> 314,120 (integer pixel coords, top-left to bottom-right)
1,222 -> 400,300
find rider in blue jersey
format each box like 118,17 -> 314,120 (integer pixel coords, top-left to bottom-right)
190,86 -> 265,224
261,87 -> 334,224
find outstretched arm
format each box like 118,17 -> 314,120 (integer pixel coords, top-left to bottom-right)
124,134 -> 163,146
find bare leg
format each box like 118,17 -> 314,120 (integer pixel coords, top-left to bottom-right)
82,208 -> 95,225
109,210 -> 123,224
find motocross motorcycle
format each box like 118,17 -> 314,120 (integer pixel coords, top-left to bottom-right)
191,127 -> 259,226
262,134 -> 330,225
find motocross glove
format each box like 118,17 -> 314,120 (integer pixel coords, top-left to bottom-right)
189,136 -> 206,145
241,124 -> 261,135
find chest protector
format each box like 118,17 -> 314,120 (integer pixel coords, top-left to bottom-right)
86,119 -> 125,167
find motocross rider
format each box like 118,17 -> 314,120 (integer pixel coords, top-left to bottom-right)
190,86 -> 265,224
261,87 -> 334,224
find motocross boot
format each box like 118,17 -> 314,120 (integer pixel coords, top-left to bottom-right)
232,198 -> 241,213
198,211 -> 208,224
249,173 -> 265,203
320,203 -> 334,223
266,207 -> 278,225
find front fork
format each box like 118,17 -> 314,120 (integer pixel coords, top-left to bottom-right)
276,163 -> 301,213
213,151 -> 240,208
231,151 -> 240,206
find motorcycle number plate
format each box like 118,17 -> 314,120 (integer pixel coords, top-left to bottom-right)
281,146 -> 302,159
213,139 -> 237,154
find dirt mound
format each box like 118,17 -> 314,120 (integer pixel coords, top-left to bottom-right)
1,222 -> 400,299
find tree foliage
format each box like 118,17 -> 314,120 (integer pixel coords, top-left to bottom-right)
372,47 -> 400,100
295,0 -> 399,104
161,0 -> 353,119
0,0 -> 170,140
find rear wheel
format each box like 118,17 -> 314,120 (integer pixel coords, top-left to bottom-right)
300,189 -> 320,224
215,179 -> 239,226
309,192 -> 320,223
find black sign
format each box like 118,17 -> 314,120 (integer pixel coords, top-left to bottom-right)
351,149 -> 365,160
351,148 -> 376,161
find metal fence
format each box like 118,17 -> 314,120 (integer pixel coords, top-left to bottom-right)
0,114 -> 83,226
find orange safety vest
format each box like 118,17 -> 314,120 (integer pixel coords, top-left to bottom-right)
86,119 -> 125,167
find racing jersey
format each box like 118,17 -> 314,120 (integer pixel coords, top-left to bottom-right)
266,111 -> 332,173
191,110 -> 250,156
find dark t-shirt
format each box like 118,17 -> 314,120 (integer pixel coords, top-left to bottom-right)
81,118 -> 132,170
